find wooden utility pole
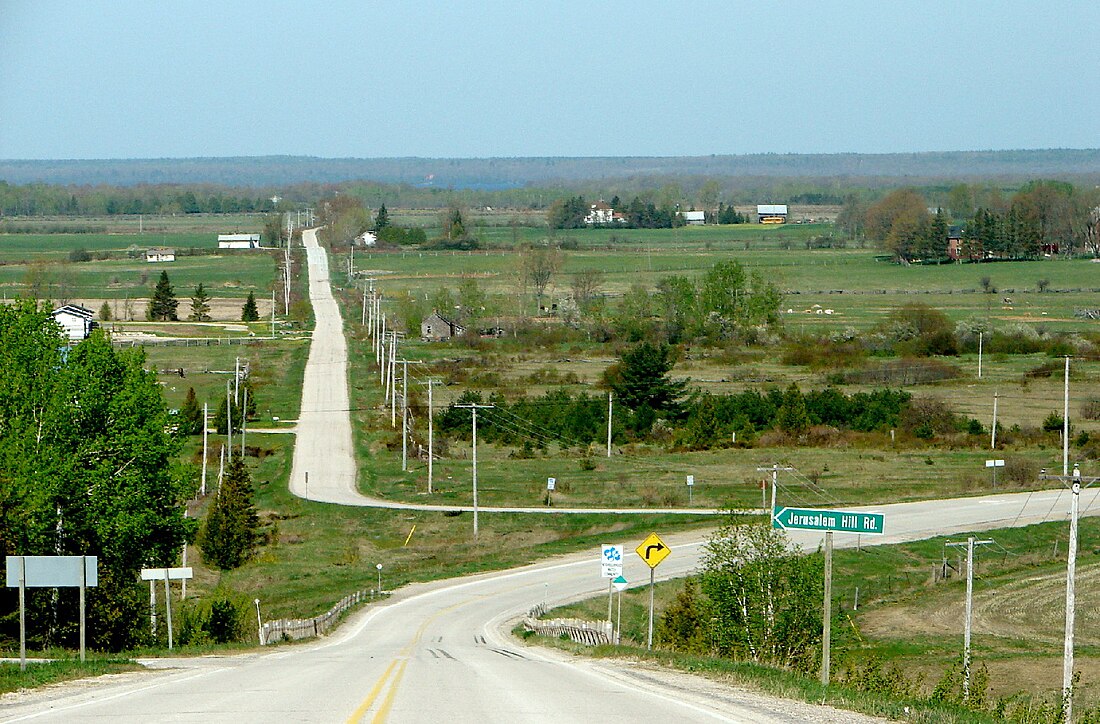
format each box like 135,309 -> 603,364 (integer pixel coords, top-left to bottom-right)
946,536 -> 994,702
606,392 -> 613,458
1040,461 -> 1099,722
428,379 -> 436,494
991,392 -> 999,449
756,464 -> 795,515
398,359 -> 423,471
822,532 -> 832,686
201,402 -> 208,496
455,403 -> 494,540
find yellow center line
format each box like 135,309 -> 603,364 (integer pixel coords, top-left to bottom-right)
371,658 -> 410,723
346,658 -> 400,723
347,582 -> 543,723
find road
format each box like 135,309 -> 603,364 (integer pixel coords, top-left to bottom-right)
4,233 -> 1098,722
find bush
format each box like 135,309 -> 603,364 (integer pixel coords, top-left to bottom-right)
208,595 -> 247,643
68,248 -> 92,262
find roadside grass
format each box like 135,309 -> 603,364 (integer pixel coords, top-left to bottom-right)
0,657 -> 142,694
516,634 -> 992,723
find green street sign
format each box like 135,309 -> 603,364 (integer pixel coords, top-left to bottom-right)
772,506 -> 885,536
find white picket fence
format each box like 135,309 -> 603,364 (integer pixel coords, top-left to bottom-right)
260,590 -> 371,645
523,615 -> 612,646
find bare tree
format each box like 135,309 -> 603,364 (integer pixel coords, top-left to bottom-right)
571,268 -> 604,313
520,245 -> 563,313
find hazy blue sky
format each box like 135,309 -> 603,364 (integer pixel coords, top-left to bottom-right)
2,1 -> 1098,160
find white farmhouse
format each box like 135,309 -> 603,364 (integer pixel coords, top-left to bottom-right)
584,201 -> 614,225
51,304 -> 97,343
218,233 -> 261,249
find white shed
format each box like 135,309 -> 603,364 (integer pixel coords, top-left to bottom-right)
145,247 -> 176,263
680,210 -> 706,225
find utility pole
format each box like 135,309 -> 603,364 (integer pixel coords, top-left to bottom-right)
1040,462 -> 1099,722
226,380 -> 233,462
991,392 -> 999,449
978,330 -> 983,379
428,379 -> 436,494
201,402 -> 208,496
398,359 -> 423,471
607,392 -> 613,458
946,537 -> 994,702
389,332 -> 401,427
271,289 -> 276,339
756,464 -> 795,516
455,403 -> 494,540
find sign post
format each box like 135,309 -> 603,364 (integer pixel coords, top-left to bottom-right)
771,507 -> 885,686
635,533 -> 670,650
686,475 -> 694,505
612,575 -> 628,644
7,555 -> 99,669
140,567 -> 193,650
547,477 -> 555,507
985,459 -> 1005,488
601,544 -> 623,625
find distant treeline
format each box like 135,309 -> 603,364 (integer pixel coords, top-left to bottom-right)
0,182 -> 282,217
4,150 -> 1100,187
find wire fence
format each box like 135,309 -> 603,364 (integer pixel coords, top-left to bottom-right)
260,590 -> 374,645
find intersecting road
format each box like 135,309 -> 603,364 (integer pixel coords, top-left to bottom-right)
3,231 -> 1096,722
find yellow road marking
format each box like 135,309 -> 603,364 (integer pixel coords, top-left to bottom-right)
346,659 -> 399,723
347,588 -> 529,722
371,658 -> 410,723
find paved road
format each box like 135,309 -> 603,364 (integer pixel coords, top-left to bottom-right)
290,227 -> 719,516
4,234 -> 1094,722
4,488 -> 1098,722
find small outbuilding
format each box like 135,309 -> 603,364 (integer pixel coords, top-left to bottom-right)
356,231 -> 378,247
51,304 -> 97,343
421,311 -> 466,342
218,233 -> 261,249
679,210 -> 706,225
145,247 -> 176,263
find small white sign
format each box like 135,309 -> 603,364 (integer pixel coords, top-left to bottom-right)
601,544 -> 624,578
985,460 -> 1005,468
140,567 -> 194,581
686,475 -> 694,486
547,477 -> 556,491
612,575 -> 628,592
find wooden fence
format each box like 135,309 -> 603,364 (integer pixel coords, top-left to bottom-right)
522,614 -> 612,646
260,590 -> 372,645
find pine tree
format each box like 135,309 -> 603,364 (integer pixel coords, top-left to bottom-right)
98,301 -> 112,322
148,270 -> 179,321
241,291 -> 259,322
374,203 -> 390,231
189,283 -> 212,322
200,455 -> 261,570
179,387 -> 203,435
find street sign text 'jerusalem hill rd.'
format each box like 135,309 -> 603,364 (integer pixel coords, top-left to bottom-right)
772,506 -> 885,536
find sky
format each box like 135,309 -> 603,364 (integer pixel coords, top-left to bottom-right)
2,1 -> 1099,160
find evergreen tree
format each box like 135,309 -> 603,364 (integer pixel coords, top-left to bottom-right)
199,455 -> 261,570
179,386 -> 203,435
148,270 -> 179,321
98,300 -> 112,322
241,291 -> 259,322
189,283 -> 212,322
603,341 -> 686,415
373,203 -> 390,231
776,384 -> 811,435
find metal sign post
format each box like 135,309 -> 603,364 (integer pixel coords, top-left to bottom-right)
686,475 -> 694,505
635,533 -> 670,650
612,575 -> 628,645
547,477 -> 555,507
7,555 -> 99,669
601,544 -> 623,626
985,459 -> 1005,488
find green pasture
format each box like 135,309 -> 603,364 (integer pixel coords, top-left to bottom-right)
0,233 -> 221,261
0,253 -> 278,300
0,214 -> 265,236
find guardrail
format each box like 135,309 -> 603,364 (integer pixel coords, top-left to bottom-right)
522,615 -> 612,646
260,590 -> 372,645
